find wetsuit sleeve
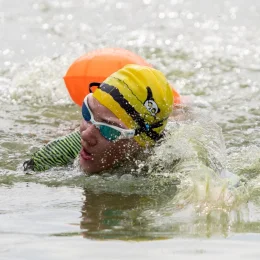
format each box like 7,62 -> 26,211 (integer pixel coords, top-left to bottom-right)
23,130 -> 81,172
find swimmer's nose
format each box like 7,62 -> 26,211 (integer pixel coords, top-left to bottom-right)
80,121 -> 98,146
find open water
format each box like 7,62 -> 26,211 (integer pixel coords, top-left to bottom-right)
1,0 -> 260,259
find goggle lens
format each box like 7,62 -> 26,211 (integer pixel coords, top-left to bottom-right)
82,101 -> 122,141
99,125 -> 121,141
82,102 -> 91,121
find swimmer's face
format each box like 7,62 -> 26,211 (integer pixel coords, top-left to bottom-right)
79,94 -> 140,174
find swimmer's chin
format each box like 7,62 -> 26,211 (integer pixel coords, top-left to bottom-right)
79,156 -> 120,174
79,157 -> 99,174
79,149 -> 102,174
79,156 -> 107,174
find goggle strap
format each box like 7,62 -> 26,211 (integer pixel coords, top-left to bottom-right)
89,82 -> 101,93
135,120 -> 164,141
99,82 -> 163,141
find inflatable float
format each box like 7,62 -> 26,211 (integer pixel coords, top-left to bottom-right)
64,48 -> 180,106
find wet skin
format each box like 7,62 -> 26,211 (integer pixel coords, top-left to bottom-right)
79,95 -> 140,174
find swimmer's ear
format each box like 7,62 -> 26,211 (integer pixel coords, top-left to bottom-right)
89,82 -> 101,93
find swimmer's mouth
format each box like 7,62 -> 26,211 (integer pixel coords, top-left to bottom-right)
80,148 -> 93,161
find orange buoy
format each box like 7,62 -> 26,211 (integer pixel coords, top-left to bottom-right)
172,86 -> 181,105
64,48 -> 151,106
63,47 -> 180,106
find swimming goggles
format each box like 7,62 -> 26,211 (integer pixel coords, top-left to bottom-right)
82,94 -> 135,141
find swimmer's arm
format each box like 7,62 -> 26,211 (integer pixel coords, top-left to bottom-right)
23,130 -> 81,172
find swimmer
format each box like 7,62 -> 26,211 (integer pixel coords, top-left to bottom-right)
23,64 -> 174,173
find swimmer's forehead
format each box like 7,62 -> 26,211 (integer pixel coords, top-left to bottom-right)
89,95 -> 127,129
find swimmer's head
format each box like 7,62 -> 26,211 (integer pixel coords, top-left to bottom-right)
92,64 -> 173,147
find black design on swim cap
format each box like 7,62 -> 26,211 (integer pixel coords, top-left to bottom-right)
99,83 -> 164,141
146,86 -> 153,100
144,87 -> 160,116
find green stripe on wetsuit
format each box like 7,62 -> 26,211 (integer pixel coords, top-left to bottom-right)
23,131 -> 81,172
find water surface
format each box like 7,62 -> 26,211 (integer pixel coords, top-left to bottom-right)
1,0 -> 260,258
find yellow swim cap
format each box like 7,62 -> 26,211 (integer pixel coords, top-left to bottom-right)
93,64 -> 173,146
